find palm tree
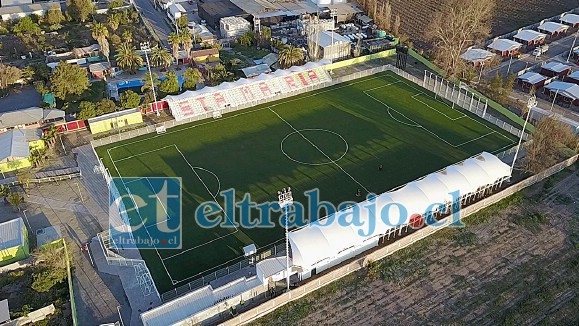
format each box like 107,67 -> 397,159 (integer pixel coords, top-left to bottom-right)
42,125 -> 58,147
259,26 -> 272,47
107,13 -> 122,32
205,63 -> 233,86
278,45 -> 304,69
141,72 -> 159,93
150,46 -> 173,69
238,31 -> 254,46
115,42 -> 143,72
91,23 -> 110,62
168,32 -> 182,65
180,29 -> 193,62
183,67 -> 203,90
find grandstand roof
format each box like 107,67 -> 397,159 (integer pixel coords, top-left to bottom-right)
288,152 -> 511,270
537,21 -> 569,34
164,61 -> 328,102
513,29 -> 546,43
560,14 -> 579,26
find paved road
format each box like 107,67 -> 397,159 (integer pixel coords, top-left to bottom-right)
133,0 -> 172,47
486,32 -> 579,77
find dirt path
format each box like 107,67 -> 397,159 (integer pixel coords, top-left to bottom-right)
251,164 -> 579,326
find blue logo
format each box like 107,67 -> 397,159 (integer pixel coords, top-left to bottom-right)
109,177 -> 182,249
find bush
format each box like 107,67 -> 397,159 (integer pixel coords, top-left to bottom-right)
97,98 -> 117,114
31,268 -> 67,293
108,0 -> 124,9
119,90 -> 141,109
77,101 -> 98,120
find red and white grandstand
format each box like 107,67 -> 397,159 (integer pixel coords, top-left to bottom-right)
164,62 -> 332,121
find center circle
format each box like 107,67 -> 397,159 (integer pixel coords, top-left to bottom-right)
280,129 -> 349,166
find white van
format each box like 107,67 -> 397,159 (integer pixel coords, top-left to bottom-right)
532,44 -> 549,56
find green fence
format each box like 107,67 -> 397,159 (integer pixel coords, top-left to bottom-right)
409,49 -> 531,130
62,240 -> 78,326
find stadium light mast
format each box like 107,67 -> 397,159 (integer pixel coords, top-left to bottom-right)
140,42 -> 160,117
566,30 -> 578,63
278,187 -> 293,292
510,95 -> 536,174
330,9 -> 337,74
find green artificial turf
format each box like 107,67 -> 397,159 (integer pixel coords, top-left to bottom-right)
96,71 -> 517,293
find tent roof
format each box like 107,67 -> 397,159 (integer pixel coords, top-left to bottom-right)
561,14 -> 579,25
538,21 -> 569,34
488,39 -> 522,52
460,48 -> 495,62
0,218 -> 25,250
513,29 -> 546,42
542,62 -> 570,73
545,81 -> 579,100
518,72 -> 547,84
288,152 -> 511,270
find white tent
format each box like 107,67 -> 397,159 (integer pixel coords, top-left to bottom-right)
288,152 -> 511,273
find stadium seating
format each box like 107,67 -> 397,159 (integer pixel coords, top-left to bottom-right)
165,62 -> 332,121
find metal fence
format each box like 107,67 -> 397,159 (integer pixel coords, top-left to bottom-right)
92,64 -> 527,149
161,242 -> 286,303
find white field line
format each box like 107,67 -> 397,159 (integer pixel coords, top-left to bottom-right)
268,107 -> 372,194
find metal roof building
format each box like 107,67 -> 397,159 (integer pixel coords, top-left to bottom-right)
560,13 -> 579,28
0,129 -> 41,163
0,218 -> 29,267
487,39 -> 522,56
0,107 -> 65,130
537,21 -> 569,35
513,30 -> 546,45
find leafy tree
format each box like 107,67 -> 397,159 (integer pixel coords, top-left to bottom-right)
150,46 -> 172,69
115,42 -> 143,72
32,268 -> 67,293
29,148 -> 47,167
49,62 -> 89,100
42,125 -> 59,146
12,16 -> 41,36
141,72 -> 159,93
108,0 -> 124,9
524,117 -> 578,173
0,185 -> 9,203
0,64 -> 22,90
182,67 -> 203,90
91,23 -> 110,62
259,26 -> 271,47
119,90 -> 141,109
7,192 -> 24,207
427,0 -> 494,77
67,0 -> 95,23
167,32 -> 181,65
180,29 -> 193,60
107,12 -> 122,31
484,73 -> 516,105
45,4 -> 65,29
77,101 -> 98,120
205,63 -> 233,86
30,63 -> 50,82
97,98 -> 117,114
238,30 -> 255,46
158,71 -> 179,96
176,15 -> 188,30
121,29 -> 132,44
278,45 -> 304,69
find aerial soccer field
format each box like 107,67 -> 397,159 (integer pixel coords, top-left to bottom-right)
96,70 -> 517,294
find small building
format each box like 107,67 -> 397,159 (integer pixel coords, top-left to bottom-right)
544,81 -> 579,106
0,107 -> 65,133
565,71 -> 579,85
310,31 -> 352,61
167,3 -> 186,24
190,48 -> 220,67
560,13 -> 579,28
537,21 -> 569,38
513,30 -> 546,46
260,53 -> 279,68
0,218 -> 29,267
0,3 -> 55,21
89,62 -> 111,79
516,72 -> 547,91
198,0 -> 247,30
220,16 -> 251,39
241,64 -> 271,78
487,39 -> 522,57
460,48 -> 496,67
540,62 -> 572,78
0,129 -> 44,173
87,108 -> 143,134
72,44 -> 100,59
187,22 -> 217,45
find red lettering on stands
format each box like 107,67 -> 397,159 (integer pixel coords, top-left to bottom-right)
297,72 -> 309,86
179,101 -> 193,116
259,82 -> 272,96
241,86 -> 254,101
214,92 -> 226,108
195,97 -> 208,111
307,70 -> 319,82
285,76 -> 297,89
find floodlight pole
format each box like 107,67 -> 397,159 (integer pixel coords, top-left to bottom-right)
550,89 -> 559,112
566,30 -> 578,63
330,9 -> 337,74
510,95 -> 536,174
278,187 -> 293,292
140,42 -> 160,117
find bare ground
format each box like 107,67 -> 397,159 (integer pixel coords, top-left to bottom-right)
250,163 -> 579,326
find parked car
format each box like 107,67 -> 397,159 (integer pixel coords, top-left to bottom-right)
532,44 -> 549,56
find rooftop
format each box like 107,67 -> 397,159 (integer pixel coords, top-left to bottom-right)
541,61 -> 571,73
513,29 -> 546,42
545,81 -> 579,100
241,64 -> 272,78
560,13 -> 579,25
87,108 -> 140,124
517,72 -> 547,84
487,38 -> 522,52
311,31 -> 352,48
0,3 -> 54,15
537,21 -> 569,34
0,218 -> 26,250
0,129 -> 41,162
460,48 -> 495,62
0,107 -> 65,129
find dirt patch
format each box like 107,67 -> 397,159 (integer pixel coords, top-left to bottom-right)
250,164 -> 579,325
